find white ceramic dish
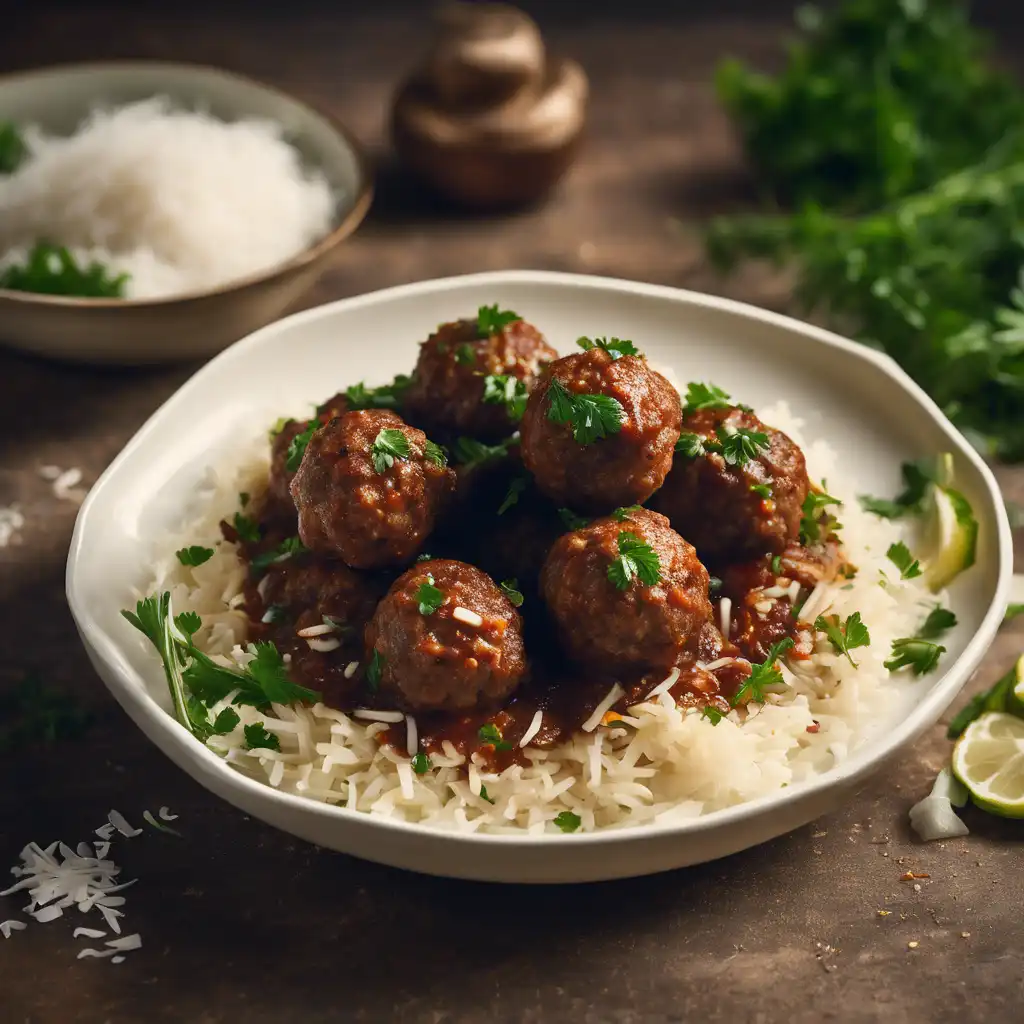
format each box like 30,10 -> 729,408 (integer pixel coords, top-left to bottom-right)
67,271 -> 1012,883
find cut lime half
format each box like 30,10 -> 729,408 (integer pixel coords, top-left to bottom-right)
951,712 -> 1024,818
925,484 -> 978,593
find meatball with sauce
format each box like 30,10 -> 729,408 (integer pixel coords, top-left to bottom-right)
290,409 -> 455,569
650,405 -> 810,564
540,507 -> 715,673
365,559 -> 527,713
402,314 -> 557,440
519,346 -> 681,513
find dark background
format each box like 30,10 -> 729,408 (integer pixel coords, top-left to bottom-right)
2,3 -> 1024,1023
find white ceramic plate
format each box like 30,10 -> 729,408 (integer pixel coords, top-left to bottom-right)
67,271 -> 1012,883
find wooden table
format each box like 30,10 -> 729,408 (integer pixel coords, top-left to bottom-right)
2,3 -> 1022,1021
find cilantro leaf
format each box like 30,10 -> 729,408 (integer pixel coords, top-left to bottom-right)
345,374 -> 412,411
483,373 -> 529,421
244,722 -> 280,751
554,810 -> 581,833
546,378 -> 624,445
920,605 -> 957,639
176,545 -> 214,567
558,508 -> 590,531
884,638 -> 946,676
452,435 -> 514,468
370,428 -> 411,474
576,336 -> 639,360
424,440 -> 448,468
366,650 -> 384,691
675,432 -> 715,458
411,752 -> 431,774
232,513 -> 261,544
415,574 -> 445,615
211,707 -> 240,735
682,381 -> 731,415
859,460 -> 936,519
477,304 -> 521,336
717,425 -> 770,467
174,611 -> 201,642
731,637 -> 794,706
607,531 -> 662,591
612,505 -> 643,522
799,489 -> 842,544
455,342 -> 476,366
250,536 -> 307,572
701,705 -> 725,725
499,579 -> 524,607
814,611 -> 871,667
286,419 -> 319,472
478,722 -> 512,751
498,477 -> 527,515
886,541 -> 923,580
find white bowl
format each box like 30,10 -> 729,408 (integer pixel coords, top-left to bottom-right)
66,270 -> 1012,883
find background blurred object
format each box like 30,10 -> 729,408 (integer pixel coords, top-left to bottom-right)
390,2 -> 588,209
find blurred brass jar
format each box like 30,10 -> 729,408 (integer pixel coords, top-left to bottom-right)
391,2 -> 588,209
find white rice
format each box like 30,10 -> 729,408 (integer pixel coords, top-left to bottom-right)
0,97 -> 336,299
139,400 -> 938,835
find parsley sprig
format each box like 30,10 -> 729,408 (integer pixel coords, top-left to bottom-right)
607,532 -> 662,591
121,594 -> 319,744
884,605 -> 957,677
499,579 -> 524,607
483,374 -> 529,421
244,722 -> 280,752
250,536 -> 307,572
452,435 -> 515,468
176,545 -> 214,567
345,374 -> 412,411
498,477 -> 527,515
558,508 -> 590,531
286,419 -> 319,472
731,637 -> 794,706
799,489 -> 842,544
554,810 -> 581,833
232,512 -> 261,544
859,459 -> 936,519
478,722 -> 512,751
682,381 -> 732,415
576,336 -> 639,359
886,541 -> 923,580
674,424 -> 769,468
814,611 -> 871,667
370,428 -> 411,473
415,574 -> 445,615
0,242 -> 128,298
424,440 -> 448,468
477,304 -> 521,337
547,378 -> 624,445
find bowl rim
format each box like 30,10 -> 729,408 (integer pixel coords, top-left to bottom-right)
67,269 -> 1014,849
0,59 -> 374,309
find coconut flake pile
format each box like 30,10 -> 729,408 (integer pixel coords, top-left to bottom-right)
0,97 -> 336,299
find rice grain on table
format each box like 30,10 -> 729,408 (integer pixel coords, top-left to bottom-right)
140,400 -> 939,834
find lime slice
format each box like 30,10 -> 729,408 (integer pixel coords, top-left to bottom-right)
951,712 -> 1024,818
925,484 -> 978,593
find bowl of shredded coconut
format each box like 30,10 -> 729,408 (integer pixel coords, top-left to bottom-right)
0,61 -> 373,363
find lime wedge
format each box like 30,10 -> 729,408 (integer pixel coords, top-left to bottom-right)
951,712 -> 1024,818
925,484 -> 978,593
934,452 -> 955,489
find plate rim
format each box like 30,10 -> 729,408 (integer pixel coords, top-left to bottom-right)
66,269 -> 1014,849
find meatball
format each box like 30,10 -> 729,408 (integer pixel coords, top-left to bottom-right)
519,347 -> 681,513
290,409 -> 455,569
403,315 -> 557,440
365,559 -> 527,713
540,507 -> 714,672
266,391 -> 350,510
650,405 -> 810,564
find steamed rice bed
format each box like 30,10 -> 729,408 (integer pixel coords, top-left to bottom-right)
141,400 -> 936,835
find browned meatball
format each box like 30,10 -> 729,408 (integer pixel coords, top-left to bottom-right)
365,559 -> 527,713
290,409 -> 455,569
540,507 -> 714,672
402,315 -> 557,440
266,392 -> 350,510
519,347 -> 681,513
650,405 -> 810,564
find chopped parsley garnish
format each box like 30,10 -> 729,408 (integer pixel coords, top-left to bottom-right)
886,541 -> 923,580
424,440 -> 448,468
176,545 -> 214,567
612,505 -> 643,522
751,483 -> 772,499
452,435 -> 514,468
366,650 -> 385,691
0,120 -> 27,174
884,638 -> 946,676
476,304 -> 521,336
454,342 -> 476,366
232,512 -> 261,544
345,374 -> 413,411
675,432 -> 711,458
731,637 -> 794,706
250,536 -> 307,571
701,705 -> 725,725
798,489 -> 842,544
771,554 -> 783,576
415,574 -> 445,615
411,752 -> 431,774
718,426 -> 770,467
416,553 -> 434,562
478,722 -> 512,751
682,381 -> 732,415
554,810 -> 581,833
285,419 -> 319,472
370,428 -> 411,474
859,459 -> 935,519
497,477 -> 527,515
243,722 -> 280,752
558,508 -> 590,531
499,579 -> 524,607
814,611 -> 871,667
211,707 -> 241,735
921,605 -> 957,639
120,594 -> 319,742
607,531 -> 662,591
576,336 -> 639,359
546,377 -> 624,445
483,374 -> 529,421
269,417 -> 290,438
478,784 -> 496,804
0,242 -> 129,298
